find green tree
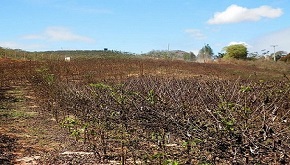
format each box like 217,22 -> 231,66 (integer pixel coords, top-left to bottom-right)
197,44 -> 213,62
223,44 -> 248,59
146,50 -> 174,59
215,52 -> 225,59
183,52 -> 196,61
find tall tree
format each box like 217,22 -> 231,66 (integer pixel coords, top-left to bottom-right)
197,44 -> 213,61
183,52 -> 196,61
223,44 -> 248,59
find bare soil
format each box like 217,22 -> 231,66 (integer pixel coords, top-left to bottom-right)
0,84 -> 99,164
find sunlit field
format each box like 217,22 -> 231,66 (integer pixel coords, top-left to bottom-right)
1,52 -> 290,164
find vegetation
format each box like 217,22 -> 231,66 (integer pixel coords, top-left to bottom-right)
0,47 -> 290,164
183,52 -> 196,61
197,44 -> 214,61
145,50 -> 194,61
223,44 -> 248,59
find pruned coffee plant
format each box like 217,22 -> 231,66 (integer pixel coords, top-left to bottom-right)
32,69 -> 290,164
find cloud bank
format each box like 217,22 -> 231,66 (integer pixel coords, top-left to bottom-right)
208,5 -> 283,24
22,27 -> 95,43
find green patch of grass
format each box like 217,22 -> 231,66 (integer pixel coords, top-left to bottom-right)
0,109 -> 37,119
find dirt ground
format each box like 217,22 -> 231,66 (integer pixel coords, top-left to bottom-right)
0,84 -> 105,164
0,84 -> 56,164
0,58 -> 105,164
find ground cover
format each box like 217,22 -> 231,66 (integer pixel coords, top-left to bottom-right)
0,57 -> 290,164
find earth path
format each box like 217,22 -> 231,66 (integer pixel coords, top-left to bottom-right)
0,82 -> 119,165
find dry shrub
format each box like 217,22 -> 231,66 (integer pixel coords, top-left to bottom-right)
2,57 -> 290,164
34,74 -> 290,164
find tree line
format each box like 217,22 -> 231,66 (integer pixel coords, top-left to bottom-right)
1,45 -> 289,62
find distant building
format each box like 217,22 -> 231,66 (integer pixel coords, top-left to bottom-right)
65,56 -> 71,62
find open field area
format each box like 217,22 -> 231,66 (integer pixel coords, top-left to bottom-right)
1,55 -> 290,164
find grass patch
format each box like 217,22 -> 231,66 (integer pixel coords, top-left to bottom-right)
0,109 -> 37,120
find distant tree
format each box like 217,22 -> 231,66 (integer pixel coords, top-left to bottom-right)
261,49 -> 270,56
146,50 -> 183,59
223,44 -> 248,59
183,52 -> 196,61
271,50 -> 287,61
247,52 -> 259,60
190,52 -> 197,61
197,44 -> 213,62
280,53 -> 290,62
215,52 -> 225,59
146,50 -> 169,59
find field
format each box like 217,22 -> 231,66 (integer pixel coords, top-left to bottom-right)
0,54 -> 290,164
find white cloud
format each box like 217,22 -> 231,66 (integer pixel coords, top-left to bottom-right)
249,27 -> 290,53
207,5 -> 283,24
185,29 -> 206,40
45,27 -> 94,42
0,41 -> 45,50
22,27 -> 95,43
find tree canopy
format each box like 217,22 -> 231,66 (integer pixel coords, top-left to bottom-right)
223,44 -> 248,59
182,52 -> 196,61
197,44 -> 213,61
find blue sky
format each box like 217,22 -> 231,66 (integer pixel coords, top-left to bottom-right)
1,0 -> 289,55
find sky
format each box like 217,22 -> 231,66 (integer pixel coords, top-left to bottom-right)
1,0 -> 289,55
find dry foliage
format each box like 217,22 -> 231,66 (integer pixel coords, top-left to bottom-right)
1,57 -> 290,164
